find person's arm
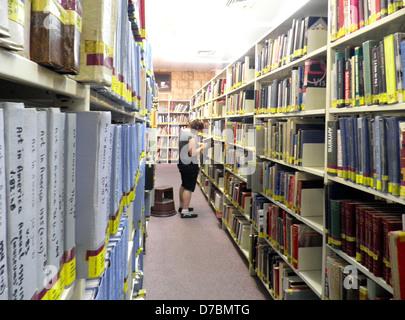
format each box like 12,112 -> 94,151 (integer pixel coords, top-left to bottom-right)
188,138 -> 206,157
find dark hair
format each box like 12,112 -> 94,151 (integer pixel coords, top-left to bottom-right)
190,119 -> 204,131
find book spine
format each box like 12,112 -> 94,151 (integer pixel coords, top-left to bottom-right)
345,48 -> 353,106
330,0 -> 338,41
345,203 -> 356,257
35,110 -> 48,299
394,33 -> 405,103
23,108 -> 39,300
350,0 -> 360,32
355,46 -> 365,106
379,39 -> 387,104
362,40 -> 379,105
63,113 -> 76,289
400,121 -> 405,198
371,45 -> 381,104
381,0 -> 388,17
384,34 -> 398,104
46,109 -> 65,300
327,120 -> 338,176
0,109 -> 8,300
336,52 -> 346,107
291,224 -> 299,269
386,117 -> 400,196
338,0 -> 346,39
330,200 -> 342,249
2,103 -> 27,300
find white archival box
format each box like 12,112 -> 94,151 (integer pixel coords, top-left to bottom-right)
300,188 -> 324,217
302,143 -> 325,167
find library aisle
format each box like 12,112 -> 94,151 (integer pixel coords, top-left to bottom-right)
143,164 -> 271,300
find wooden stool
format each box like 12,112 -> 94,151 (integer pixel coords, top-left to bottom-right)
151,185 -> 176,217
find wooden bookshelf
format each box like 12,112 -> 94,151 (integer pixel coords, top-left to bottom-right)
191,0 -> 405,300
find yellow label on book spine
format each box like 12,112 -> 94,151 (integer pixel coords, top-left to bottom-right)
9,0 -> 25,26
64,257 -> 76,287
88,246 -> 106,278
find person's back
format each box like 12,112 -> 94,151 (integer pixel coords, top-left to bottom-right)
178,128 -> 199,165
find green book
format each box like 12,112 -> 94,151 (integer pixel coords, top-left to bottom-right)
362,40 -> 379,105
330,199 -> 343,250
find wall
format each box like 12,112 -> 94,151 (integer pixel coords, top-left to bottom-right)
156,69 -> 217,101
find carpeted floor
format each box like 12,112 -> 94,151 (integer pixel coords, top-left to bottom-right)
143,164 -> 271,300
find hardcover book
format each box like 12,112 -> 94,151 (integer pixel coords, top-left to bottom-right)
388,230 -> 405,300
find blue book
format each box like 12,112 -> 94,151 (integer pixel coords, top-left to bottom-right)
357,117 -> 372,186
385,117 -> 405,196
338,118 -> 348,179
298,66 -> 304,109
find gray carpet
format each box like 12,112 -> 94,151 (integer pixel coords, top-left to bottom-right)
143,164 -> 271,300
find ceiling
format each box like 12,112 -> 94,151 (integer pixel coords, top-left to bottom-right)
145,0 -> 310,71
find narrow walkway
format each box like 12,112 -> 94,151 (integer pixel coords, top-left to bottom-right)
143,164 -> 271,300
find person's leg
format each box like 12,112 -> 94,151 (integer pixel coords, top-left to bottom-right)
179,185 -> 184,208
180,165 -> 199,218
182,189 -> 192,210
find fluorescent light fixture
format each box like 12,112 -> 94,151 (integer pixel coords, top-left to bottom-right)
164,55 -> 231,64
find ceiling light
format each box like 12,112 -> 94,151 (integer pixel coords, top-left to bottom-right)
225,0 -> 257,8
197,50 -> 216,56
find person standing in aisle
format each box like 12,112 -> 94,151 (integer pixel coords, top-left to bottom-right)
177,119 -> 208,218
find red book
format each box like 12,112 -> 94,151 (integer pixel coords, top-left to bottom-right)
355,205 -> 368,264
375,0 -> 382,21
274,264 -> 280,298
372,211 -> 403,277
268,205 -> 273,241
338,0 -> 346,38
292,224 -> 300,269
341,201 -> 347,254
344,201 -> 375,257
283,211 -> 288,257
383,218 -> 403,284
350,0 -> 360,32
388,231 -> 405,300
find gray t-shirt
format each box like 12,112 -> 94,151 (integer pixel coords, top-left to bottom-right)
178,129 -> 199,165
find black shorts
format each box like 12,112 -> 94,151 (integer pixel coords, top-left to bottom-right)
178,163 -> 199,192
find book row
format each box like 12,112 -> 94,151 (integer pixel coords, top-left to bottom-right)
259,162 -> 324,217
325,255 -> 392,300
255,59 -> 327,114
330,0 -> 405,42
327,115 -> 405,197
169,102 -> 190,112
326,196 -> 404,285
222,205 -> 251,254
253,242 -> 319,300
169,114 -> 189,124
256,16 -> 327,75
84,215 -> 130,300
156,136 -> 178,149
251,195 -> 322,270
331,33 -> 405,108
256,118 -> 325,168
226,56 -> 255,91
226,90 -> 255,115
156,149 -> 178,161
0,102 -> 146,300
0,0 -> 149,111
225,121 -> 255,149
84,175 -> 150,300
